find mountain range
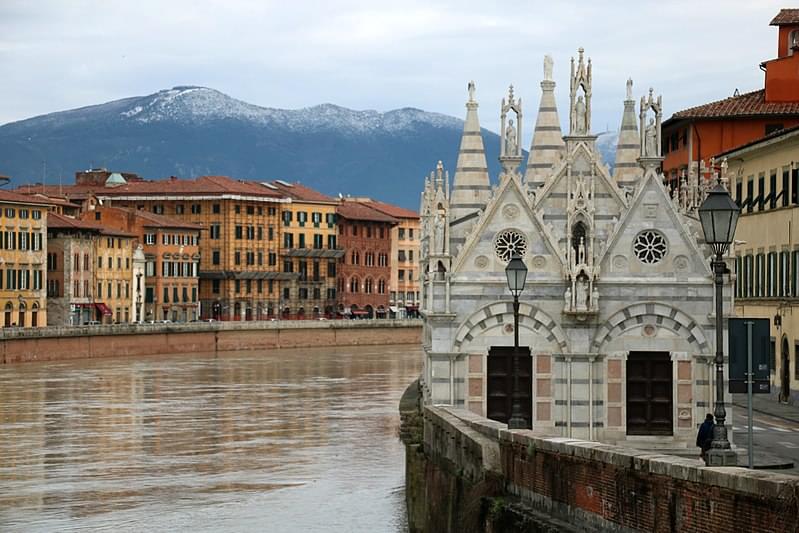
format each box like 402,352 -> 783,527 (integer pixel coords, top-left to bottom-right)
0,86 -> 617,209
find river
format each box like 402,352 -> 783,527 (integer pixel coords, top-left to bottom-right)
0,344 -> 422,532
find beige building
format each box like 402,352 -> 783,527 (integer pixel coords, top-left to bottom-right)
727,124 -> 799,403
365,200 -> 420,317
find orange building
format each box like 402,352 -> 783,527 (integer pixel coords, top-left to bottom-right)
662,9 -> 799,188
79,204 -> 202,322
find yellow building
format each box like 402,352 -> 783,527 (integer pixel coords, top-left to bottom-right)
269,181 -> 343,317
93,229 -> 136,324
0,190 -> 52,327
727,124 -> 799,403
364,200 -> 420,317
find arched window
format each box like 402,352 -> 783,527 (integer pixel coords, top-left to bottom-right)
377,279 -> 386,294
364,278 -> 373,294
31,303 -> 39,328
351,251 -> 360,265
350,277 -> 360,293
4,302 -> 12,327
18,302 -> 26,328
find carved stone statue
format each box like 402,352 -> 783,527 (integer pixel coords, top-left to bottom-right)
505,118 -> 518,156
575,95 -> 587,134
544,55 -> 554,81
644,118 -> 657,157
578,237 -> 586,265
434,214 -> 445,253
564,287 -> 572,312
626,78 -> 633,100
591,287 -> 599,312
468,80 -> 476,102
576,277 -> 589,311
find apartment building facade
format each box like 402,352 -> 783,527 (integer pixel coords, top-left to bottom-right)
0,191 -> 51,327
727,125 -> 799,403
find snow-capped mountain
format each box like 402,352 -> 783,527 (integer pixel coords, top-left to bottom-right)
0,86 -> 616,208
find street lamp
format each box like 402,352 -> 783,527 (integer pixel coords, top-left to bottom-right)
505,253 -> 528,430
698,184 -> 740,466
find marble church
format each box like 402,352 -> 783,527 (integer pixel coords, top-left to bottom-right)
418,48 -> 733,448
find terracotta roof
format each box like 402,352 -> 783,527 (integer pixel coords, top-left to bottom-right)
362,200 -> 418,219
17,175 -> 288,201
0,189 -> 59,206
267,181 -> 337,203
100,206 -> 202,230
336,201 -> 399,223
770,9 -> 799,25
669,89 -> 799,121
49,212 -> 135,237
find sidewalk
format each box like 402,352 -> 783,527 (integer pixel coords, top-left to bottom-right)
732,393 -> 799,424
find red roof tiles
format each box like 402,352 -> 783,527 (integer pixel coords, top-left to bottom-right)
770,9 -> 799,25
48,212 -> 134,237
336,201 -> 399,223
268,181 -> 337,203
0,189 -> 58,206
362,200 -> 418,219
670,89 -> 799,120
101,206 -> 203,230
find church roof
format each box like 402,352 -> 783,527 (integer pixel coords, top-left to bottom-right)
667,89 -> 799,121
770,9 -> 799,25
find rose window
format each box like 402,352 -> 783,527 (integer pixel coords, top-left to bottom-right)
494,230 -> 528,262
633,230 -> 667,264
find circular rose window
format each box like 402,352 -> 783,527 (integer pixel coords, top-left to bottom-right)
494,229 -> 528,262
633,230 -> 667,264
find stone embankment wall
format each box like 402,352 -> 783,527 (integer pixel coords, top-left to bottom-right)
1,319 -> 422,364
401,396 -> 799,533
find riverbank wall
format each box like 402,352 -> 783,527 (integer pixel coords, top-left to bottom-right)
400,391 -> 799,532
1,319 -> 422,364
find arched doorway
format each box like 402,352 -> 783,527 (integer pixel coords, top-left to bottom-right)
365,305 -> 374,319
18,302 -> 26,328
4,302 -> 12,327
233,302 -> 241,321
781,336 -> 791,401
31,303 -> 39,327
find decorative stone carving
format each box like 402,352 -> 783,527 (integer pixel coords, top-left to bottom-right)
633,230 -> 667,264
612,255 -> 628,271
673,255 -> 689,272
474,255 -> 489,269
494,229 -> 528,262
532,255 -> 547,269
642,324 -> 657,337
502,203 -> 520,220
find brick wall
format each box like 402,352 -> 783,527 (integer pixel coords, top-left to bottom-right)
420,406 -> 799,533
0,319 -> 422,364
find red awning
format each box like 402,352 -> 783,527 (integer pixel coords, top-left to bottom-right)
95,303 -> 112,316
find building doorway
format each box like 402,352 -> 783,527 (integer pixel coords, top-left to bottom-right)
626,352 -> 673,435
486,346 -> 532,429
781,337 -> 791,402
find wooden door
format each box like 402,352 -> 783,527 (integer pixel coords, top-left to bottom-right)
486,346 -> 532,428
626,352 -> 673,435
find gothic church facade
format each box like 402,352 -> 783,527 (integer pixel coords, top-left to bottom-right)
419,49 -> 733,448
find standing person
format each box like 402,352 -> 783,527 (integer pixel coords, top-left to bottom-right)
696,413 -> 715,460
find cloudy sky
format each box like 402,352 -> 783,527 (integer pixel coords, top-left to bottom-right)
0,0 -> 787,140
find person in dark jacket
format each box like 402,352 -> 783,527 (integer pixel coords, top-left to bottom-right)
696,413 -> 715,459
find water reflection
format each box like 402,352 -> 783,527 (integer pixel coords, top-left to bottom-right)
0,344 -> 421,532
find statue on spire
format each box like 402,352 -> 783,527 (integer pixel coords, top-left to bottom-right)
544,55 -> 553,81
639,87 -> 663,161
468,80 -> 476,103
626,78 -> 633,101
569,47 -> 592,136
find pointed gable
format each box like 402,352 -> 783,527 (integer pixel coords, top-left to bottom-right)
452,176 -> 563,278
598,168 -> 711,279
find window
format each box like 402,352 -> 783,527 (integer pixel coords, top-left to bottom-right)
283,260 -> 293,273
246,205 -> 254,215
409,228 -> 414,240
283,287 -> 290,300
235,205 -> 241,214
398,250 -> 406,262
735,180 -> 743,208
234,252 -> 241,265
768,252 -> 777,297
247,226 -> 255,240
409,250 -> 414,262
4,208 -> 14,218
780,251 -> 789,297
349,277 -> 359,293
212,279 -> 220,294
212,203 -> 221,214
312,212 -> 321,227
328,261 -> 336,277
282,211 -> 292,226
269,252 -> 277,266
327,235 -> 336,249
145,233 -> 156,245
747,177 -> 754,213
32,210 -> 41,220
299,287 -> 308,299
326,213 -> 336,228
153,205 -> 164,215
758,173 -> 765,211
364,278 -> 373,294
297,212 -> 307,227
784,168 -> 791,207
210,224 -> 221,239
212,250 -> 220,265
770,171 -> 778,209
191,204 -> 201,214
298,233 -> 306,249
351,251 -> 359,265
175,204 -> 185,215
235,226 -> 243,239
398,228 -> 405,240
398,269 -> 405,281
313,234 -> 323,249
268,226 -> 274,241
378,279 -> 386,294
284,233 -> 293,248
258,226 -> 263,240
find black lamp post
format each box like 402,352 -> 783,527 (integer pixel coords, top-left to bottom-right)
698,184 -> 740,466
505,254 -> 528,429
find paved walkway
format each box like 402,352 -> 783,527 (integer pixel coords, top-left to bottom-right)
732,393 -> 799,424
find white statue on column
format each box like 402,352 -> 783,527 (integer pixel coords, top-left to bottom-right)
591,286 -> 599,312
564,287 -> 572,313
434,214 -> 445,254
544,55 -> 554,81
575,95 -> 587,134
644,118 -> 657,157
576,276 -> 589,311
505,118 -> 518,156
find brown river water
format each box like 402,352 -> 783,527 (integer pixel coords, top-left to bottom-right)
0,344 -> 422,532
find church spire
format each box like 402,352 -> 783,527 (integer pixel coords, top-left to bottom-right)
449,81 -> 491,243
525,55 -> 565,188
612,78 -> 641,187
